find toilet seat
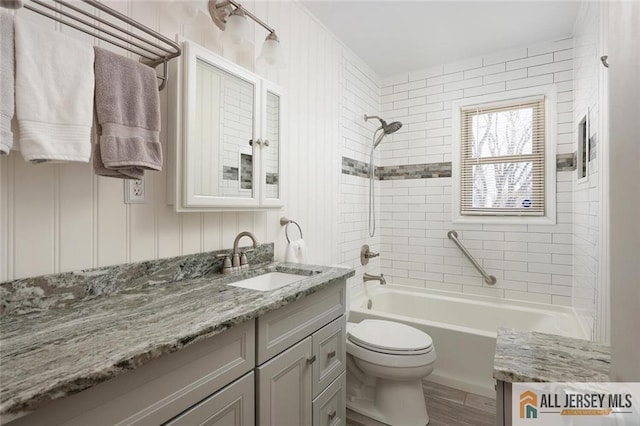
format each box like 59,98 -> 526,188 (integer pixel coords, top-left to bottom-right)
347,320 -> 434,355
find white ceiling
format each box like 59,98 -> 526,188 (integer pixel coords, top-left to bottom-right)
300,1 -> 580,78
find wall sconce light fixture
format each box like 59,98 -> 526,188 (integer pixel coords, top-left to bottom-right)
209,0 -> 284,68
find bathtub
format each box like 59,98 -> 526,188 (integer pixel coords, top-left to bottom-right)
348,284 -> 588,398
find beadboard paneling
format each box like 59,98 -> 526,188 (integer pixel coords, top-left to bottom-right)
0,0 -> 364,280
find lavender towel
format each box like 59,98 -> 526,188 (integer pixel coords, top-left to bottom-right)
0,11 -> 14,154
93,47 -> 162,179
0,0 -> 23,9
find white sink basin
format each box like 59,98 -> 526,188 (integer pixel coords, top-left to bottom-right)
228,272 -> 306,291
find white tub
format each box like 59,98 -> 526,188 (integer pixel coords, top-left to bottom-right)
348,284 -> 588,398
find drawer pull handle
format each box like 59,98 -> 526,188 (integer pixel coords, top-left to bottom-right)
327,350 -> 336,358
328,410 -> 337,420
306,355 -> 316,364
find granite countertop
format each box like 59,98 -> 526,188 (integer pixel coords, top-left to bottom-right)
0,260 -> 354,420
493,328 -> 611,383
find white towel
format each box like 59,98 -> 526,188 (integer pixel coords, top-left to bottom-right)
0,11 -> 14,154
285,239 -> 309,264
14,17 -> 94,163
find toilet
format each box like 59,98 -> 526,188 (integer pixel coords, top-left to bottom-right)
346,319 -> 436,426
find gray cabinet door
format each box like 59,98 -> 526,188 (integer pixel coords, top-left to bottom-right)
165,372 -> 254,426
257,337 -> 313,426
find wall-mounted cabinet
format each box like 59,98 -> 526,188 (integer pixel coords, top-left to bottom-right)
168,38 -> 283,211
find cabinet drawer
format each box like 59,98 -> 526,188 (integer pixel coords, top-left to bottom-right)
9,320 -> 255,426
312,315 -> 346,398
257,281 -> 346,364
312,372 -> 346,426
165,371 -> 254,426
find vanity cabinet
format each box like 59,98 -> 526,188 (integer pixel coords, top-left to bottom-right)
256,281 -> 347,426
168,38 -> 283,211
7,319 -> 257,426
7,281 -> 347,426
257,316 -> 347,426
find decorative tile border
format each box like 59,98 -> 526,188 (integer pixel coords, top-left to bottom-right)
341,157 -> 371,179
378,162 -> 452,180
556,153 -> 577,172
223,166 -> 238,180
343,152 -> 579,180
266,173 -> 279,185
589,134 -> 598,161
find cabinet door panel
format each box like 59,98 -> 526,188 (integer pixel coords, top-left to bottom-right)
165,372 -> 254,426
259,83 -> 283,207
257,281 -> 346,364
257,337 -> 313,426
312,316 -> 346,398
312,372 -> 346,426
183,40 -> 261,209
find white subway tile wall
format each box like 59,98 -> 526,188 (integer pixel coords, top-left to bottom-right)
572,1 -> 601,339
377,38 -> 576,306
339,53 -> 382,299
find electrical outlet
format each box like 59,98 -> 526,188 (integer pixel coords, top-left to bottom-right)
124,177 -> 146,204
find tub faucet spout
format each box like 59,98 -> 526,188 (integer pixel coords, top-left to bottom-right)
363,272 -> 386,285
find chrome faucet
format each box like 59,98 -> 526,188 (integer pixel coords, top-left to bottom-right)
219,231 -> 259,275
363,272 -> 386,285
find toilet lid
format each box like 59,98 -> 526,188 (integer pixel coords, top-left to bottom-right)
347,320 -> 433,355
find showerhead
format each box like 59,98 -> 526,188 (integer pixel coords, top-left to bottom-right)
383,121 -> 402,135
373,121 -> 402,148
364,115 -> 403,238
365,114 -> 403,148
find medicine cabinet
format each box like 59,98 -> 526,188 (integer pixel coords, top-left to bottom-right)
168,38 -> 283,211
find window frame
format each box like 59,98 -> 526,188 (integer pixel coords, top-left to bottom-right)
451,85 -> 557,225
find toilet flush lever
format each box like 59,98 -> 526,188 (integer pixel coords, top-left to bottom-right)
306,355 -> 317,365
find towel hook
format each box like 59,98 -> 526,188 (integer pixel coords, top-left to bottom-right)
280,217 -> 303,243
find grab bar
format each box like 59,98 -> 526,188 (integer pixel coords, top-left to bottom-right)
447,230 -> 497,285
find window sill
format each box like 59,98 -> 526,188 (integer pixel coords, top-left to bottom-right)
452,214 -> 556,225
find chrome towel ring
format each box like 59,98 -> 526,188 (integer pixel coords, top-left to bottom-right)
280,217 -> 303,243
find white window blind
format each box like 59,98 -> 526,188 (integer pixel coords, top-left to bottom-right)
459,97 -> 546,216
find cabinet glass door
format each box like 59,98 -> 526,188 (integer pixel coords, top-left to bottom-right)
261,86 -> 282,206
191,58 -> 256,201
183,40 -> 261,209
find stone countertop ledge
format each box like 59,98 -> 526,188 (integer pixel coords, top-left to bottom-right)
0,259 -> 354,420
493,328 -> 611,384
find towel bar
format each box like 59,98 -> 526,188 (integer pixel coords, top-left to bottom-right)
10,0 -> 182,91
280,217 -> 303,243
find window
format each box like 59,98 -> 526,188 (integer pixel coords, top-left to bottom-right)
452,86 -> 556,224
